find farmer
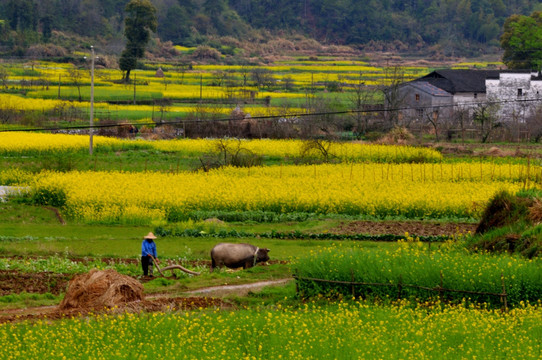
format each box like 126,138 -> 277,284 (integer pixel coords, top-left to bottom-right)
141,232 -> 158,277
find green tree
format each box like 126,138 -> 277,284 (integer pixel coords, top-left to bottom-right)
501,12 -> 542,70
159,5 -> 190,43
40,16 -> 52,42
119,0 -> 157,83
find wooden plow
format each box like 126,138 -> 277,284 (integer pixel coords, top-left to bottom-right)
149,255 -> 201,276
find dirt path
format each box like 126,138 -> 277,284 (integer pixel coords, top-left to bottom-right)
0,278 -> 292,323
186,278 -> 292,297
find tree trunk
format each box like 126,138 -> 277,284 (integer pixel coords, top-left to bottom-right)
125,69 -> 132,83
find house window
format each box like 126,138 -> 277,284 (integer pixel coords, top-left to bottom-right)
518,88 -> 523,97
417,108 -> 424,118
474,93 -> 477,99
415,94 -> 420,101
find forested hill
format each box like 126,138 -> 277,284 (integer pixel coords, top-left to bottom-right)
0,0 -> 540,56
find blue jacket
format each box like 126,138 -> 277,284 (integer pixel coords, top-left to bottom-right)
142,239 -> 157,258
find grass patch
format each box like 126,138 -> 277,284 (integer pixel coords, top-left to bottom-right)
0,203 -> 60,224
0,292 -> 61,310
235,280 -> 297,306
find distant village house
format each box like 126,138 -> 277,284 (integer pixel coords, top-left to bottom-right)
393,69 -> 542,124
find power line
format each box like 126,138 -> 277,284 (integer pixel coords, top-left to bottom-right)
1,96 -> 540,133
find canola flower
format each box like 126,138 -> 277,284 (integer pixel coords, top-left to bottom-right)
0,93 -> 77,112
151,138 -> 443,162
11,162 -> 533,224
0,134 -> 443,163
0,132 -> 144,154
1,301 -> 542,359
293,242 -> 542,306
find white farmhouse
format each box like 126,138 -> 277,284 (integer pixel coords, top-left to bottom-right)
395,69 -> 542,123
485,71 -> 542,122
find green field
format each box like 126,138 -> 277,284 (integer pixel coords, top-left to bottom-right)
0,59 -> 434,127
0,91 -> 541,358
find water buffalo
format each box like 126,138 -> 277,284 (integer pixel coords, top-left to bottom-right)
210,243 -> 270,272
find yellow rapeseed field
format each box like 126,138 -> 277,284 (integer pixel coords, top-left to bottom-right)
1,302 -> 541,359
151,138 -> 443,162
0,134 -> 443,163
19,163 -> 533,223
0,132 -> 133,153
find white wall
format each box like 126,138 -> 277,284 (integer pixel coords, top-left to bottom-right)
486,73 -> 542,122
453,92 -> 486,105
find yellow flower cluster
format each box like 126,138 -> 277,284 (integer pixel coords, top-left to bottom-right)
0,134 -> 442,163
0,132 -> 135,154
0,93 -> 78,112
1,302 -> 541,359
151,138 -> 443,162
20,162 -> 531,223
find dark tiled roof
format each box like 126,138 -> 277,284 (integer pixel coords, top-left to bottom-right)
418,70 -> 502,94
410,81 -> 451,97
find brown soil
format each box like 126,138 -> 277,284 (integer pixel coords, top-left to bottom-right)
0,296 -> 231,324
328,220 -> 477,237
434,143 -> 542,159
0,270 -> 71,296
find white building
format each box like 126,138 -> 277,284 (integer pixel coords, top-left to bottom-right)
398,70 -> 542,123
485,71 -> 542,122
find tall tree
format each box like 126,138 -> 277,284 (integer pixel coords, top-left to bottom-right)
501,12 -> 542,70
119,0 -> 157,83
158,4 -> 190,42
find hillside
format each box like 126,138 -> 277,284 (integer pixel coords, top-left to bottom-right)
0,0 -> 540,58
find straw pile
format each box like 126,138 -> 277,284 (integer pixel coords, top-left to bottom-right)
59,269 -> 144,310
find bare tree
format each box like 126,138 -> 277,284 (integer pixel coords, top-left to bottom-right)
0,66 -> 8,89
300,95 -> 342,140
176,63 -> 189,85
213,70 -> 228,87
381,66 -> 407,130
156,99 -> 172,123
222,70 -> 239,102
239,66 -> 250,88
348,72 -> 377,139
526,104 -> 542,142
251,68 -> 275,90
473,100 -> 501,143
424,109 -> 442,142
67,67 -> 84,102
452,105 -> 472,143
282,75 -> 294,91
300,139 -> 338,163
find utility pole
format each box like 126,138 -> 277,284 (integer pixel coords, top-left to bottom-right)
200,74 -> 203,102
89,46 -> 95,155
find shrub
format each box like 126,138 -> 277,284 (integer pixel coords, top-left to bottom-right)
475,191 -> 532,234
31,187 -> 67,207
467,189 -> 542,258
25,44 -> 68,58
191,46 -> 221,60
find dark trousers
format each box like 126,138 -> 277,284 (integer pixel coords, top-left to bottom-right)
141,255 -> 153,276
